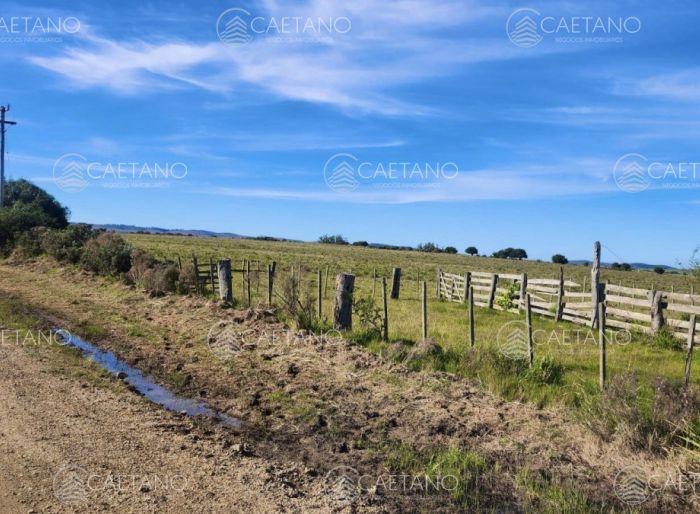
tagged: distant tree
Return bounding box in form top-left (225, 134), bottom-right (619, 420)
top-left (444, 246), bottom-right (458, 254)
top-left (620, 263), bottom-right (632, 271)
top-left (465, 246), bottom-right (478, 256)
top-left (352, 240), bottom-right (369, 247)
top-left (318, 234), bottom-right (349, 245)
top-left (653, 266), bottom-right (665, 274)
top-left (417, 242), bottom-right (441, 253)
top-left (552, 254), bottom-right (568, 265)
top-left (492, 247), bottom-right (528, 260)
top-left (610, 262), bottom-right (621, 270)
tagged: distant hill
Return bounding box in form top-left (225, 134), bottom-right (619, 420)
top-left (569, 260), bottom-right (678, 271)
top-left (89, 224), bottom-right (245, 239)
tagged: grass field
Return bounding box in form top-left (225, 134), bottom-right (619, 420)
top-left (124, 233), bottom-right (700, 418)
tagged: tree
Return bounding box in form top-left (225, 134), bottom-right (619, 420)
top-left (318, 234), bottom-right (348, 245)
top-left (465, 246), bottom-right (478, 256)
top-left (492, 247), bottom-right (528, 260)
top-left (653, 266), bottom-right (665, 275)
top-left (417, 242), bottom-right (441, 253)
top-left (444, 246), bottom-right (458, 254)
top-left (552, 254), bottom-right (568, 265)
top-left (352, 240), bottom-right (368, 247)
top-left (0, 179), bottom-right (69, 254)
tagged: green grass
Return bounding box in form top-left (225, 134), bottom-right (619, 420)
top-left (125, 234), bottom-right (700, 444)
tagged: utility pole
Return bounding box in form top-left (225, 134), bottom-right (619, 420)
top-left (0, 105), bottom-right (17, 208)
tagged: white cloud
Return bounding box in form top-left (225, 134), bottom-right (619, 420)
top-left (26, 0), bottom-right (521, 115)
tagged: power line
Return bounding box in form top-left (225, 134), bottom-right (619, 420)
top-left (0, 105), bottom-right (17, 208)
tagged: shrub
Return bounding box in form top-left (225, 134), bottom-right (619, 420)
top-left (525, 356), bottom-right (564, 385)
top-left (15, 227), bottom-right (47, 257)
top-left (41, 224), bottom-right (96, 264)
top-left (653, 266), bottom-right (665, 274)
top-left (81, 232), bottom-right (132, 275)
top-left (353, 297), bottom-right (383, 338)
top-left (141, 265), bottom-right (180, 296)
top-left (444, 246), bottom-right (458, 254)
top-left (495, 282), bottom-right (519, 311)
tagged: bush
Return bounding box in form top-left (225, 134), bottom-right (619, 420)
top-left (41, 224), bottom-right (96, 264)
top-left (444, 246), bottom-right (458, 254)
top-left (0, 180), bottom-right (69, 254)
top-left (81, 232), bottom-right (132, 275)
top-left (141, 265), bottom-right (180, 296)
top-left (495, 282), bottom-right (520, 311)
top-left (653, 266), bottom-right (665, 274)
top-left (15, 227), bottom-right (47, 257)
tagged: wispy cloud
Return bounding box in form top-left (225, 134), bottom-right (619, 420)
top-left (26, 0), bottom-right (525, 115)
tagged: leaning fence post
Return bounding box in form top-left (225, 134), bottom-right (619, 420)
top-left (334, 273), bottom-right (355, 330)
top-left (526, 294), bottom-right (533, 367)
top-left (382, 277), bottom-right (389, 341)
top-left (591, 241), bottom-right (601, 329)
top-left (267, 264), bottom-right (273, 306)
top-left (390, 267), bottom-right (401, 299)
top-left (468, 285), bottom-right (475, 348)
top-left (555, 266), bottom-right (564, 322)
top-left (217, 259), bottom-right (233, 303)
top-left (421, 281), bottom-right (428, 341)
top-left (685, 315), bottom-right (697, 388)
top-left (599, 301), bottom-right (607, 390)
top-left (487, 274), bottom-right (498, 309)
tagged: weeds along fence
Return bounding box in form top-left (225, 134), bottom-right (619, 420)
top-left (178, 245), bottom-right (697, 387)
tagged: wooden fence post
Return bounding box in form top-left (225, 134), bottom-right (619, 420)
top-left (333, 273), bottom-right (355, 330)
top-left (390, 267), bottom-right (401, 299)
top-left (267, 264), bottom-right (273, 306)
top-left (217, 259), bottom-right (233, 302)
top-left (372, 268), bottom-right (377, 298)
top-left (417, 271), bottom-right (421, 298)
top-left (685, 315), bottom-right (696, 388)
top-left (324, 264), bottom-right (330, 298)
top-left (555, 266), bottom-right (564, 322)
top-left (650, 290), bottom-right (665, 333)
top-left (317, 270), bottom-right (323, 319)
top-left (177, 255), bottom-right (182, 271)
top-left (469, 285), bottom-right (475, 348)
top-left (382, 277), bottom-right (389, 341)
top-left (245, 260), bottom-right (251, 307)
top-left (463, 272), bottom-right (470, 304)
top-left (421, 281), bottom-right (428, 341)
top-left (591, 241), bottom-right (601, 328)
top-left (209, 257), bottom-right (216, 295)
top-left (436, 269), bottom-right (442, 298)
top-left (599, 302), bottom-right (606, 390)
top-left (192, 255), bottom-right (200, 294)
top-left (519, 272), bottom-right (527, 312)
top-left (241, 260), bottom-right (247, 301)
top-left (526, 294), bottom-right (533, 367)
top-left (487, 274), bottom-right (498, 309)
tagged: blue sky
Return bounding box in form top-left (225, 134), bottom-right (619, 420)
top-left (2, 0), bottom-right (700, 265)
